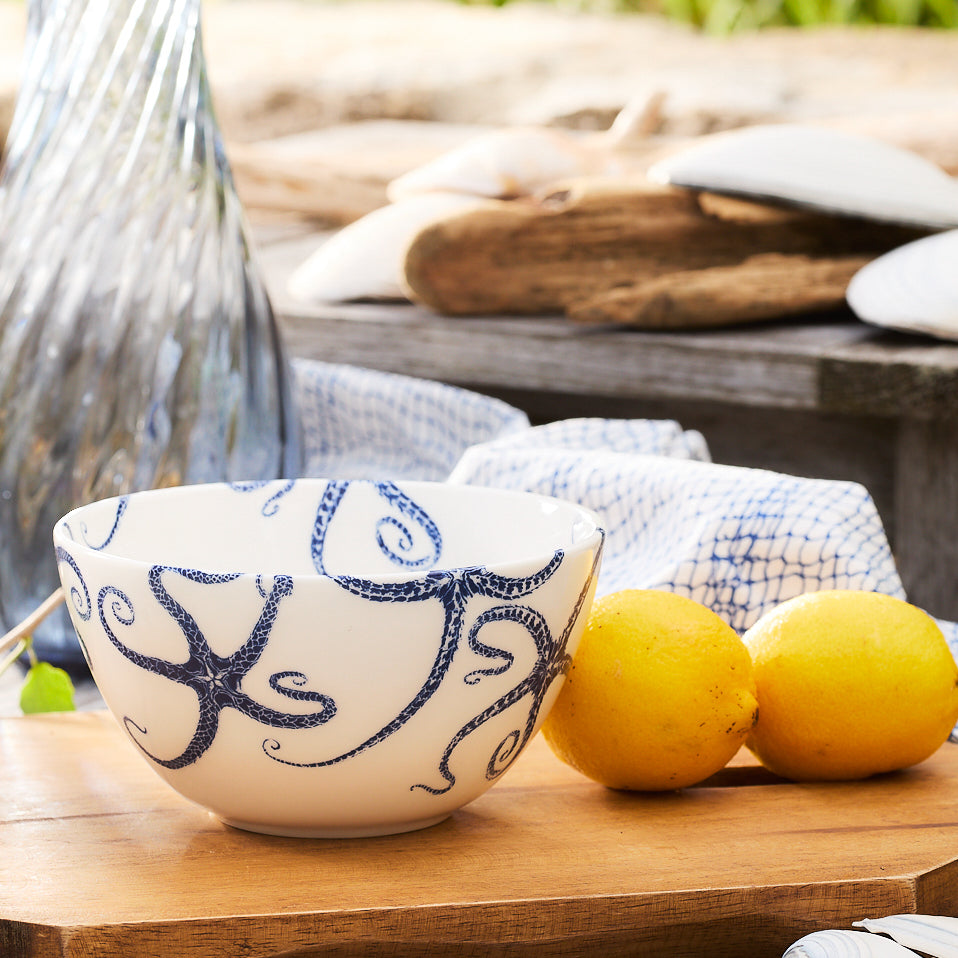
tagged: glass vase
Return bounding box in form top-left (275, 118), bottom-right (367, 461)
top-left (0, 0), bottom-right (302, 668)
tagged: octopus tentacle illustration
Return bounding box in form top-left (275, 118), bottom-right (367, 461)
top-left (412, 605), bottom-right (566, 795)
top-left (374, 481), bottom-right (442, 568)
top-left (262, 559), bottom-right (564, 769)
top-left (55, 546), bottom-right (91, 621)
top-left (310, 478), bottom-right (442, 574)
top-left (414, 539), bottom-right (605, 795)
top-left (230, 479), bottom-right (295, 516)
top-left (263, 481), bottom-right (580, 781)
top-left (62, 495), bottom-right (128, 551)
top-left (262, 568), bottom-right (488, 766)
top-left (309, 479), bottom-right (350, 574)
top-left (55, 546), bottom-right (93, 662)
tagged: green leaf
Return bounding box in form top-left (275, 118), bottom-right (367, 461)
top-left (20, 661), bottom-right (76, 714)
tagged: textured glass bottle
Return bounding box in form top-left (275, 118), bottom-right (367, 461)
top-left (0, 0), bottom-right (301, 666)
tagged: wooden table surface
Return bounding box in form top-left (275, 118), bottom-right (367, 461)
top-left (257, 226), bottom-right (958, 622)
top-left (3, 711), bottom-right (958, 958)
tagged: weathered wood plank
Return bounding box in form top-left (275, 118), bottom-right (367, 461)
top-left (274, 291), bottom-right (958, 423)
top-left (820, 341), bottom-right (958, 420)
top-left (277, 303), bottom-right (827, 410)
top-left (258, 226), bottom-right (958, 420)
top-left (895, 419), bottom-right (958, 621)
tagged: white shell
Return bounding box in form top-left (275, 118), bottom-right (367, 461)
top-left (845, 229), bottom-right (958, 340)
top-left (286, 192), bottom-right (485, 304)
top-left (603, 89), bottom-right (667, 149)
top-left (386, 126), bottom-right (624, 202)
top-left (784, 929), bottom-right (918, 958)
top-left (647, 124), bottom-right (958, 230)
top-left (854, 915), bottom-right (958, 958)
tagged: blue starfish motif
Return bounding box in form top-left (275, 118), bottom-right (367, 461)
top-left (98, 566), bottom-right (336, 769)
top-left (261, 478), bottom-right (605, 797)
top-left (414, 565), bottom-right (598, 796)
top-left (421, 531), bottom-right (602, 794)
top-left (261, 558), bottom-right (565, 774)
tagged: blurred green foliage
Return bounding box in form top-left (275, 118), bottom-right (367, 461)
top-left (454, 0), bottom-right (957, 31)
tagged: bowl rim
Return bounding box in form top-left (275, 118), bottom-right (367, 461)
top-left (52, 477), bottom-right (606, 583)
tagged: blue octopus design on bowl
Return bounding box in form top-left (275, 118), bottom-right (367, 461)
top-left (54, 479), bottom-right (604, 838)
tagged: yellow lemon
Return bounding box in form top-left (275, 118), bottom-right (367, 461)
top-left (541, 589), bottom-right (758, 791)
top-left (743, 589), bottom-right (958, 781)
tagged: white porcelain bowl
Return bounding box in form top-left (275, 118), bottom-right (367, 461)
top-left (53, 479), bottom-right (604, 838)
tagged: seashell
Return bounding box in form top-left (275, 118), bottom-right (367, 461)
top-left (783, 929), bottom-right (919, 958)
top-left (845, 229), bottom-right (958, 341)
top-left (603, 89), bottom-right (668, 149)
top-left (290, 93), bottom-right (667, 305)
top-left (386, 126), bottom-right (623, 202)
top-left (854, 915), bottom-right (958, 958)
top-left (386, 92), bottom-right (664, 203)
top-left (646, 124), bottom-right (958, 231)
top-left (286, 191), bottom-right (486, 304)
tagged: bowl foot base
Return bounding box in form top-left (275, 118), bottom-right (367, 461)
top-left (217, 811), bottom-right (453, 839)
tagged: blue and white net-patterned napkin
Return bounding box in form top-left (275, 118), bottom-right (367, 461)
top-left (295, 358), bottom-right (528, 480)
top-left (293, 358), bottom-right (957, 652)
top-left (447, 419), bottom-right (906, 634)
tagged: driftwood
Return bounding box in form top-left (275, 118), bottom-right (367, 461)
top-left (566, 253), bottom-right (872, 327)
top-left (401, 177), bottom-right (930, 326)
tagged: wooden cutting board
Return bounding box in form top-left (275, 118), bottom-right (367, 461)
top-left (3, 711), bottom-right (958, 958)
